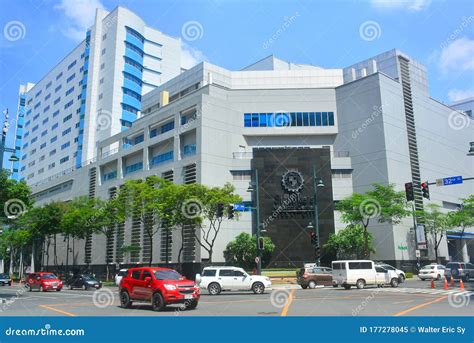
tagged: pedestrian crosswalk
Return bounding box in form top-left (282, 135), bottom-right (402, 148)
top-left (360, 287), bottom-right (473, 297)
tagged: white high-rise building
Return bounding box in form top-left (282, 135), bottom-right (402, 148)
top-left (13, 6), bottom-right (181, 184)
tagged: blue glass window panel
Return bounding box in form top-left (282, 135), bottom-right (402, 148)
top-left (259, 113), bottom-right (267, 127)
top-left (150, 128), bottom-right (157, 138)
top-left (251, 113), bottom-right (259, 127)
top-left (309, 112), bottom-right (315, 126)
top-left (322, 112), bottom-right (328, 126)
top-left (244, 113), bottom-right (251, 127)
top-left (134, 134), bottom-right (144, 145)
top-left (160, 121), bottom-right (174, 134)
top-left (296, 112), bottom-right (303, 126)
top-left (267, 113), bottom-right (274, 127)
top-left (151, 151), bottom-right (173, 166)
top-left (303, 112), bottom-right (309, 126)
top-left (328, 112), bottom-right (335, 126)
top-left (290, 113), bottom-right (297, 127)
top-left (316, 112), bottom-right (322, 126)
top-left (183, 144), bottom-right (196, 156)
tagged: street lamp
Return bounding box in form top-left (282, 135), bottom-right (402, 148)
top-left (247, 169), bottom-right (262, 275)
top-left (1, 109), bottom-right (18, 170)
top-left (312, 165), bottom-right (325, 266)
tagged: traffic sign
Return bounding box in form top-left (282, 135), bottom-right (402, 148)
top-left (436, 175), bottom-right (463, 186)
top-left (234, 203), bottom-right (246, 211)
top-left (415, 250), bottom-right (421, 258)
top-left (255, 256), bottom-right (260, 264)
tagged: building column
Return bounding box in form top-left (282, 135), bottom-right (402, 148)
top-left (117, 157), bottom-right (123, 179)
top-left (461, 239), bottom-right (469, 262)
top-left (143, 147), bottom-right (149, 171)
top-left (0, 259), bottom-right (4, 273)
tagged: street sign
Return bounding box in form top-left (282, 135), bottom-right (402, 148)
top-left (255, 257), bottom-right (260, 264)
top-left (398, 245), bottom-right (408, 251)
top-left (234, 203), bottom-right (246, 211)
top-left (415, 250), bottom-right (421, 258)
top-left (436, 175), bottom-right (463, 186)
top-left (416, 224), bottom-right (427, 250)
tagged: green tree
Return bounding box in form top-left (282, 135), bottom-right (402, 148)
top-left (417, 204), bottom-right (451, 263)
top-left (0, 169), bottom-right (33, 225)
top-left (223, 232), bottom-right (275, 270)
top-left (324, 224), bottom-right (375, 260)
top-left (336, 183), bottom-right (409, 258)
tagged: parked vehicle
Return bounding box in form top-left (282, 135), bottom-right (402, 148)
top-left (375, 262), bottom-right (406, 283)
top-left (25, 272), bottom-right (63, 292)
top-left (0, 273), bottom-right (12, 286)
top-left (332, 260), bottom-right (399, 289)
top-left (418, 264), bottom-right (445, 280)
top-left (119, 267), bottom-right (199, 311)
top-left (66, 274), bottom-right (102, 290)
top-left (297, 266), bottom-right (334, 289)
top-left (195, 266), bottom-right (272, 295)
top-left (115, 269), bottom-right (128, 286)
top-left (445, 262), bottom-right (474, 282)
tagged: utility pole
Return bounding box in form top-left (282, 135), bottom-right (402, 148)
top-left (248, 169), bottom-right (262, 275)
top-left (312, 165), bottom-right (324, 266)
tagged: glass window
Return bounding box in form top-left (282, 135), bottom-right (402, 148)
top-left (322, 112), bottom-right (328, 126)
top-left (348, 262), bottom-right (373, 270)
top-left (202, 269), bottom-right (216, 277)
top-left (328, 112), bottom-right (335, 126)
top-left (218, 269), bottom-right (234, 277)
top-left (303, 112), bottom-right (309, 126)
top-left (309, 112), bottom-right (315, 126)
top-left (234, 270), bottom-right (246, 277)
top-left (267, 113), bottom-right (274, 127)
top-left (290, 112), bottom-right (297, 127)
top-left (131, 270), bottom-right (141, 279)
top-left (244, 113), bottom-right (251, 127)
top-left (259, 113), bottom-right (267, 127)
top-left (332, 262), bottom-right (344, 270)
top-left (154, 270), bottom-right (182, 280)
top-left (316, 112), bottom-right (322, 126)
top-left (251, 113), bottom-right (259, 127)
top-left (296, 112), bottom-right (302, 126)
top-left (141, 270), bottom-right (152, 280)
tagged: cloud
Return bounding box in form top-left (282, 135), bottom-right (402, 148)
top-left (439, 37), bottom-right (474, 73)
top-left (55, 0), bottom-right (105, 41)
top-left (181, 43), bottom-right (207, 70)
top-left (448, 89), bottom-right (474, 102)
top-left (370, 0), bottom-right (431, 11)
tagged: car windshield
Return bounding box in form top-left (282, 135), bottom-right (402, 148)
top-left (83, 276), bottom-right (96, 281)
top-left (422, 266), bottom-right (435, 270)
top-left (118, 271), bottom-right (127, 276)
top-left (0, 273), bottom-right (8, 278)
top-left (154, 270), bottom-right (182, 280)
top-left (41, 274), bottom-right (57, 279)
top-left (382, 265), bottom-right (395, 270)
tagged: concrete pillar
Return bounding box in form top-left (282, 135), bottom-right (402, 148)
top-left (0, 259), bottom-right (4, 273)
top-left (461, 239), bottom-right (469, 262)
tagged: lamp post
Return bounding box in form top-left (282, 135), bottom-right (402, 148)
top-left (1, 109), bottom-right (19, 170)
top-left (247, 169), bottom-right (262, 275)
top-left (312, 165), bottom-right (325, 266)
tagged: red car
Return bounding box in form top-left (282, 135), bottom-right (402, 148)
top-left (119, 267), bottom-right (200, 311)
top-left (26, 272), bottom-right (63, 292)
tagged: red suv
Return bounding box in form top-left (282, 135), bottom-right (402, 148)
top-left (119, 267), bottom-right (200, 311)
top-left (26, 272), bottom-right (63, 292)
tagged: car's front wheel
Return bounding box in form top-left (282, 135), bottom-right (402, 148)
top-left (356, 279), bottom-right (365, 289)
top-left (301, 284), bottom-right (308, 289)
top-left (390, 278), bottom-right (399, 288)
top-left (464, 274), bottom-right (470, 282)
top-left (152, 292), bottom-right (166, 312)
top-left (308, 280), bottom-right (317, 289)
top-left (120, 290), bottom-right (132, 308)
top-left (252, 282), bottom-right (265, 294)
top-left (185, 299), bottom-right (198, 310)
top-left (399, 275), bottom-right (405, 283)
top-left (208, 282), bottom-right (221, 295)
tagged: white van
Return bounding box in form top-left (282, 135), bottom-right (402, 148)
top-left (332, 260), bottom-right (399, 289)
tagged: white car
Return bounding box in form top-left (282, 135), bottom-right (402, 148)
top-left (418, 264), bottom-right (445, 280)
top-left (114, 269), bottom-right (128, 286)
top-left (375, 263), bottom-right (406, 283)
top-left (332, 260), bottom-right (400, 289)
top-left (195, 266), bottom-right (272, 295)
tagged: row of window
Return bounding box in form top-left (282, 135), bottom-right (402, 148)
top-left (150, 151), bottom-right (173, 166)
top-left (243, 112), bottom-right (335, 128)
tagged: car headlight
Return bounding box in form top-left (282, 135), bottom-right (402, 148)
top-left (164, 284), bottom-right (177, 290)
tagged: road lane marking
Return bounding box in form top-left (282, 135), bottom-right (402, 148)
top-left (280, 289), bottom-right (295, 316)
top-left (39, 304), bottom-right (76, 317)
top-left (394, 296), bottom-right (448, 316)
top-left (392, 300), bottom-right (414, 305)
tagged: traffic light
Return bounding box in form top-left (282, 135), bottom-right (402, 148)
top-left (310, 231), bottom-right (318, 246)
top-left (405, 182), bottom-right (414, 201)
top-left (421, 182), bottom-right (430, 200)
top-left (216, 203), bottom-right (224, 217)
top-left (258, 237), bottom-right (264, 250)
top-left (228, 204), bottom-right (235, 219)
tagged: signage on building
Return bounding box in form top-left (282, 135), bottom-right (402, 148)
top-left (416, 224), bottom-right (427, 249)
top-left (436, 175), bottom-right (463, 186)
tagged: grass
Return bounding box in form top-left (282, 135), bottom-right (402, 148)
top-left (261, 269), bottom-right (299, 278)
top-left (405, 272), bottom-right (414, 279)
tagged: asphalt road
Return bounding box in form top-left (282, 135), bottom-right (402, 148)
top-left (0, 279), bottom-right (472, 317)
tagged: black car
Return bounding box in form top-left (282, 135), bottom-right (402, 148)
top-left (66, 274), bottom-right (102, 290)
top-left (0, 273), bottom-right (12, 286)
